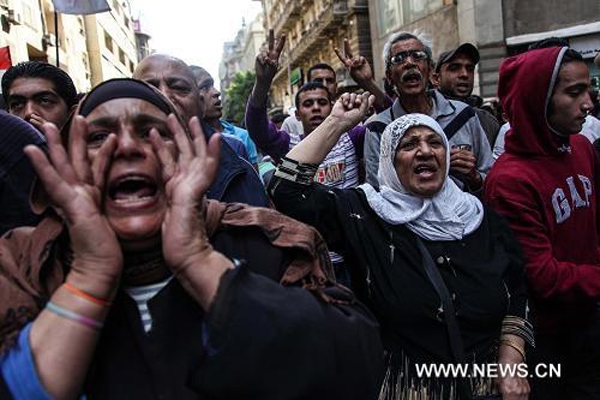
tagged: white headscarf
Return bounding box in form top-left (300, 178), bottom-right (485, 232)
top-left (359, 114), bottom-right (483, 241)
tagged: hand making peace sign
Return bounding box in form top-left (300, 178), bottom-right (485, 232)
top-left (334, 38), bottom-right (374, 85)
top-left (255, 29), bottom-right (286, 85)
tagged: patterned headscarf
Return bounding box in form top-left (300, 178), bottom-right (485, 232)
top-left (359, 113), bottom-right (483, 240)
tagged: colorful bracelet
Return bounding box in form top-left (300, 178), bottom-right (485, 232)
top-left (500, 338), bottom-right (526, 362)
top-left (46, 302), bottom-right (103, 330)
top-left (63, 283), bottom-right (112, 307)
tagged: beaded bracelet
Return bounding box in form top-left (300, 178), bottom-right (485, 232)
top-left (63, 283), bottom-right (112, 307)
top-left (46, 302), bottom-right (103, 330)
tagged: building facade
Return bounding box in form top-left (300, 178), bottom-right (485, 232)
top-left (261, 0), bottom-right (373, 112)
top-left (219, 13), bottom-right (266, 96)
top-left (0, 0), bottom-right (142, 93)
top-left (502, 0), bottom-right (600, 92)
top-left (84, 0), bottom-right (137, 86)
top-left (0, 0), bottom-right (91, 91)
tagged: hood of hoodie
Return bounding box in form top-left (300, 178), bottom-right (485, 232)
top-left (499, 46), bottom-right (572, 156)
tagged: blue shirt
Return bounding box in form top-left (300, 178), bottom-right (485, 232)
top-left (220, 120), bottom-right (259, 164)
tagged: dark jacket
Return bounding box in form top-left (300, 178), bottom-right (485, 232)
top-left (0, 112), bottom-right (46, 235)
top-left (0, 204), bottom-right (384, 399)
top-left (208, 136), bottom-right (269, 207)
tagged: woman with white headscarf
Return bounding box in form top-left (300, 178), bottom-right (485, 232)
top-left (269, 92), bottom-right (532, 400)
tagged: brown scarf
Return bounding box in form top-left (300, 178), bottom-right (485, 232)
top-left (0, 200), bottom-right (337, 355)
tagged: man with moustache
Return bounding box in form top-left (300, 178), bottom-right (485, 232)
top-left (134, 54), bottom-right (268, 207)
top-left (364, 32), bottom-right (492, 193)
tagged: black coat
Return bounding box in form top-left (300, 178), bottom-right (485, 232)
top-left (270, 178), bottom-right (528, 365)
top-left (82, 225), bottom-right (384, 400)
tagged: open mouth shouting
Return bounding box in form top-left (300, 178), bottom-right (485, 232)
top-left (402, 70), bottom-right (423, 87)
top-left (413, 163), bottom-right (439, 180)
top-left (107, 173), bottom-right (161, 212)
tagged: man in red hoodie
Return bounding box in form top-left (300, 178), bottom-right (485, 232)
top-left (485, 47), bottom-right (598, 399)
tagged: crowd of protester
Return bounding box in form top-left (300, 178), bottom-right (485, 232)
top-left (0, 25), bottom-right (599, 400)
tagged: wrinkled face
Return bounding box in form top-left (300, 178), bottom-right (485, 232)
top-left (295, 88), bottom-right (332, 135)
top-left (548, 61), bottom-right (593, 136)
top-left (436, 53), bottom-right (476, 98)
top-left (202, 86), bottom-right (222, 120)
top-left (134, 57), bottom-right (202, 124)
top-left (83, 98), bottom-right (173, 249)
top-left (386, 39), bottom-right (431, 97)
top-left (7, 77), bottom-right (70, 129)
top-left (309, 68), bottom-right (337, 98)
top-left (395, 126), bottom-right (446, 197)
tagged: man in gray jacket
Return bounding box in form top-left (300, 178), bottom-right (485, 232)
top-left (364, 32), bottom-right (492, 192)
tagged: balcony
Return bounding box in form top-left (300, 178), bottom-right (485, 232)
top-left (288, 0), bottom-right (348, 65)
top-left (271, 0), bottom-right (302, 37)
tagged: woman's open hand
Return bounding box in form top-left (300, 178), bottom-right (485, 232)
top-left (25, 117), bottom-right (122, 296)
top-left (149, 115), bottom-right (221, 272)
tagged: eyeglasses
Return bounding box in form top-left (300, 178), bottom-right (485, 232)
top-left (389, 50), bottom-right (428, 65)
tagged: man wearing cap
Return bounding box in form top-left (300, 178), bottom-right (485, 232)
top-left (433, 43), bottom-right (501, 146)
top-left (364, 32), bottom-right (492, 193)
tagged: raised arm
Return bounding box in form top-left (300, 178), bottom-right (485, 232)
top-left (245, 29), bottom-right (291, 161)
top-left (286, 92), bottom-right (374, 164)
top-left (334, 39), bottom-right (390, 113)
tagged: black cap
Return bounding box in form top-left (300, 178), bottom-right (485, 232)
top-left (435, 43), bottom-right (480, 73)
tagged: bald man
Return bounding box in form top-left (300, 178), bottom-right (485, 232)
top-left (134, 54), bottom-right (268, 207)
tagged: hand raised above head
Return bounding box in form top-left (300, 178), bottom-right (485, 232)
top-left (329, 91), bottom-right (375, 132)
top-left (255, 28), bottom-right (286, 85)
top-left (334, 38), bottom-right (374, 84)
top-left (25, 117), bottom-right (123, 293)
top-left (149, 115), bottom-right (221, 272)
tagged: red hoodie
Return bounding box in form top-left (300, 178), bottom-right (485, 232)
top-left (485, 47), bottom-right (600, 333)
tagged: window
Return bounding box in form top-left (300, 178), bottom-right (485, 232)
top-left (119, 48), bottom-right (126, 65)
top-left (377, 0), bottom-right (401, 36)
top-left (401, 0), bottom-right (443, 24)
top-left (377, 0), bottom-right (444, 35)
top-left (124, 15), bottom-right (130, 29)
top-left (129, 60), bottom-right (134, 73)
top-left (104, 31), bottom-right (113, 53)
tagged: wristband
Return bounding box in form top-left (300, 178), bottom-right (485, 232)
top-left (63, 282), bottom-right (112, 307)
top-left (46, 302), bottom-right (104, 330)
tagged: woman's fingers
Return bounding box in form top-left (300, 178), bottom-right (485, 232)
top-left (43, 122), bottom-right (80, 185)
top-left (91, 134), bottom-right (117, 193)
top-left (167, 114), bottom-right (193, 165)
top-left (199, 133), bottom-right (222, 188)
top-left (24, 145), bottom-right (76, 210)
top-left (69, 116), bottom-right (94, 184)
top-left (150, 129), bottom-right (177, 180)
top-left (189, 117), bottom-right (208, 160)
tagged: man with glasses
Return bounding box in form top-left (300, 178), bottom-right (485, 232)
top-left (364, 32), bottom-right (492, 193)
